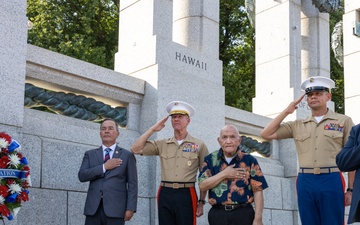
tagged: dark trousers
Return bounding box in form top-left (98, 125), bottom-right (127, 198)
top-left (157, 186), bottom-right (197, 225)
top-left (208, 204), bottom-right (255, 225)
top-left (297, 172), bottom-right (345, 225)
top-left (85, 200), bottom-right (125, 225)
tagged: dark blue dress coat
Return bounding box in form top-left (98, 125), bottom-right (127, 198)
top-left (336, 124), bottom-right (360, 224)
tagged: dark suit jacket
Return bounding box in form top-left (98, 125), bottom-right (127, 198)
top-left (78, 145), bottom-right (138, 218)
top-left (336, 123), bottom-right (360, 223)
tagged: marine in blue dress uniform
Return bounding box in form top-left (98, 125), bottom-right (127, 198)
top-left (261, 76), bottom-right (355, 225)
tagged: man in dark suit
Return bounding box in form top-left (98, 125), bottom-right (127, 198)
top-left (79, 118), bottom-right (138, 225)
top-left (336, 123), bottom-right (360, 224)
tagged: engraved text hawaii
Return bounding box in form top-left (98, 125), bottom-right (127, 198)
top-left (175, 52), bottom-right (207, 70)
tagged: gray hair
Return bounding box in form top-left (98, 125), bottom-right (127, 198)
top-left (101, 118), bottom-right (119, 131)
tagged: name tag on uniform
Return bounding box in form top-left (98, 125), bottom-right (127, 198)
top-left (182, 143), bottom-right (199, 153)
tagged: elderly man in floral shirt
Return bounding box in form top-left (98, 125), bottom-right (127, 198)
top-left (199, 125), bottom-right (268, 225)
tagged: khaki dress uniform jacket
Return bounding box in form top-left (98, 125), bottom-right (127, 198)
top-left (142, 133), bottom-right (209, 183)
top-left (275, 109), bottom-right (354, 225)
top-left (275, 109), bottom-right (354, 168)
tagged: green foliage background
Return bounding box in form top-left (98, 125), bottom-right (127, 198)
top-left (329, 5), bottom-right (345, 114)
top-left (27, 0), bottom-right (120, 69)
top-left (26, 0), bottom-right (344, 113)
top-left (219, 0), bottom-right (255, 112)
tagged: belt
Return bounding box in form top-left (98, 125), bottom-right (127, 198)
top-left (298, 167), bottom-right (340, 174)
top-left (213, 203), bottom-right (250, 211)
top-left (160, 181), bottom-right (195, 189)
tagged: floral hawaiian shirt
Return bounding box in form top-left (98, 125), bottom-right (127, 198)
top-left (198, 148), bottom-right (268, 206)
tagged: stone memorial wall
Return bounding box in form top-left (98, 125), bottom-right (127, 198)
top-left (1, 0), bottom-right (359, 224)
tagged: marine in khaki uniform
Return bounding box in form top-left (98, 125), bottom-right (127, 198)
top-left (131, 101), bottom-right (209, 225)
top-left (260, 76), bottom-right (355, 225)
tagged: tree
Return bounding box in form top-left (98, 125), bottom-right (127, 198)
top-left (329, 5), bottom-right (345, 114)
top-left (27, 0), bottom-right (255, 111)
top-left (27, 0), bottom-right (119, 69)
top-left (27, 0), bottom-right (344, 113)
top-left (219, 0), bottom-right (255, 112)
top-left (219, 0), bottom-right (345, 113)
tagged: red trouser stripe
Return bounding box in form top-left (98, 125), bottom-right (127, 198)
top-left (189, 187), bottom-right (197, 225)
top-left (339, 172), bottom-right (346, 225)
top-left (157, 186), bottom-right (162, 205)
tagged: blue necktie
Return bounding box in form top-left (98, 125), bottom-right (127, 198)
top-left (104, 148), bottom-right (111, 163)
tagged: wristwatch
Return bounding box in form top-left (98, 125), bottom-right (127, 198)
top-left (347, 188), bottom-right (353, 192)
top-left (198, 199), bottom-right (206, 204)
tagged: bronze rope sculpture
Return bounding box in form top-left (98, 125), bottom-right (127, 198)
top-left (240, 135), bottom-right (271, 157)
top-left (312, 0), bottom-right (340, 13)
top-left (24, 83), bottom-right (127, 127)
top-left (24, 83), bottom-right (271, 156)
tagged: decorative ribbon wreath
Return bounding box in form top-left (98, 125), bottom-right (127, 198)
top-left (0, 132), bottom-right (31, 220)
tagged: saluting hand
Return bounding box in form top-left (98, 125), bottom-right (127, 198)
top-left (151, 116), bottom-right (169, 132)
top-left (284, 94), bottom-right (305, 114)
